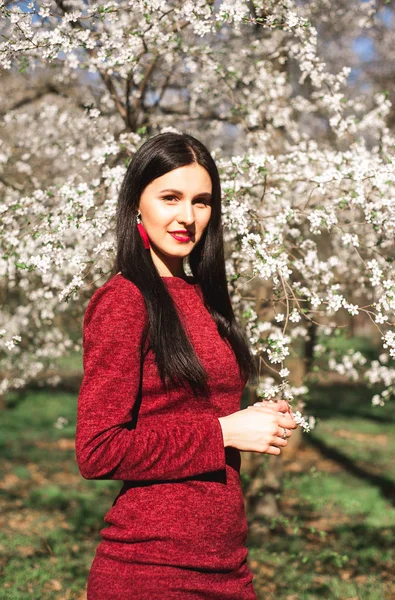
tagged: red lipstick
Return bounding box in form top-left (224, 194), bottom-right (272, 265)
top-left (169, 231), bottom-right (192, 242)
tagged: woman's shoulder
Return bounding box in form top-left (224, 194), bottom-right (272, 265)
top-left (85, 272), bottom-right (146, 323)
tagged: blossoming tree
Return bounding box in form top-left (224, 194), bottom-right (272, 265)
top-left (1, 0), bottom-right (394, 432)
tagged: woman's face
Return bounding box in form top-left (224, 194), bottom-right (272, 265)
top-left (138, 163), bottom-right (212, 276)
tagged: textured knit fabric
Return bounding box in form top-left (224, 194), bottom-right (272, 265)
top-left (76, 272), bottom-right (257, 599)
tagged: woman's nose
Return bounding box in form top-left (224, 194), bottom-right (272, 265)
top-left (177, 202), bottom-right (194, 224)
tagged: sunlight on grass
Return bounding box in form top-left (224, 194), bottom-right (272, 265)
top-left (1, 384), bottom-right (394, 599)
top-left (292, 469), bottom-right (395, 527)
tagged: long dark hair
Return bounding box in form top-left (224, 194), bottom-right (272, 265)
top-left (112, 132), bottom-right (257, 397)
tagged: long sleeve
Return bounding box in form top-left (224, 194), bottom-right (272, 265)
top-left (75, 278), bottom-right (227, 481)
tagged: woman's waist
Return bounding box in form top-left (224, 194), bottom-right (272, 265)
top-left (101, 464), bottom-right (247, 546)
top-left (98, 472), bottom-right (248, 572)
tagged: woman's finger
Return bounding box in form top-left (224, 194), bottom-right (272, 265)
top-left (249, 404), bottom-right (297, 430)
top-left (277, 426), bottom-right (292, 439)
top-left (278, 414), bottom-right (298, 429)
top-left (265, 445), bottom-right (281, 456)
top-left (273, 435), bottom-right (288, 447)
top-left (270, 400), bottom-right (291, 412)
top-left (253, 399), bottom-right (289, 409)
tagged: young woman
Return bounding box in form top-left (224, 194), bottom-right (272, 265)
top-left (76, 132), bottom-right (297, 599)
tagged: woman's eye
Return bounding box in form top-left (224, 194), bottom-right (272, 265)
top-left (162, 196), bottom-right (210, 206)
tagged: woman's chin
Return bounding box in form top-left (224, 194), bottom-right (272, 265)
top-left (152, 245), bottom-right (194, 259)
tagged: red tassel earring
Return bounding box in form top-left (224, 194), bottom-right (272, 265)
top-left (136, 211), bottom-right (150, 249)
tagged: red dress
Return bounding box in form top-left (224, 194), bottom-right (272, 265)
top-left (75, 272), bottom-right (257, 599)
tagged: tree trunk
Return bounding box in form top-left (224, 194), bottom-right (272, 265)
top-left (243, 348), bottom-right (310, 542)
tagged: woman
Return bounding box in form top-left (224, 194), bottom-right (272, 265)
top-left (76, 132), bottom-right (297, 599)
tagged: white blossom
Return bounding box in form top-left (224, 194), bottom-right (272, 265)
top-left (0, 0), bottom-right (393, 419)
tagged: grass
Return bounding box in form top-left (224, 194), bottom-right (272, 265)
top-left (0, 390), bottom-right (119, 599)
top-left (246, 381), bottom-right (395, 599)
top-left (1, 382), bottom-right (395, 599)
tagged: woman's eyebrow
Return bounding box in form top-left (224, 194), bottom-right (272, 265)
top-left (159, 188), bottom-right (212, 199)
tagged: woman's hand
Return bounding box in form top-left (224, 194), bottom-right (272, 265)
top-left (218, 400), bottom-right (298, 455)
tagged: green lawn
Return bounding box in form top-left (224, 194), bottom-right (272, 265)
top-left (246, 383), bottom-right (395, 599)
top-left (1, 383), bottom-right (394, 599)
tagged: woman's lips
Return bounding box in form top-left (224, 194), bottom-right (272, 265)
top-left (169, 232), bottom-right (192, 242)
